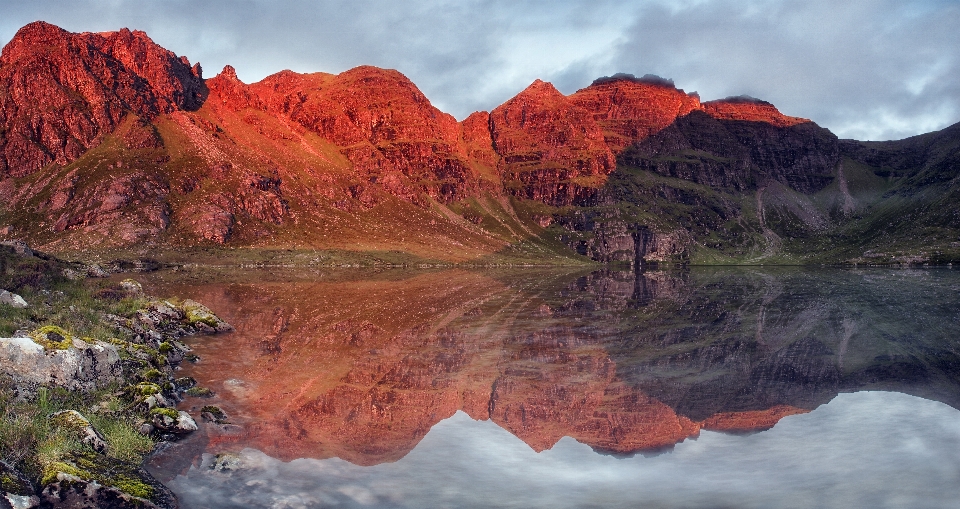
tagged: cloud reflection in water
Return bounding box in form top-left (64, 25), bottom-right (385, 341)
top-left (167, 391), bottom-right (960, 509)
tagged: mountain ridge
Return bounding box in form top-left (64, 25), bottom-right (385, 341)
top-left (0, 21), bottom-right (958, 265)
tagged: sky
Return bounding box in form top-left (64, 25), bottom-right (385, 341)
top-left (1, 0), bottom-right (958, 141)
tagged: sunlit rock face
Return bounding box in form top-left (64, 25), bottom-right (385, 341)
top-left (141, 267), bottom-right (960, 469)
top-left (206, 65), bottom-right (484, 204)
top-left (570, 75), bottom-right (702, 153)
top-left (489, 80), bottom-right (617, 206)
top-left (701, 96), bottom-right (810, 128)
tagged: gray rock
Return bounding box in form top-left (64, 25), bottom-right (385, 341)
top-left (0, 240), bottom-right (33, 257)
top-left (0, 337), bottom-right (122, 391)
top-left (61, 268), bottom-right (84, 280)
top-left (118, 279), bottom-right (144, 296)
top-left (151, 410), bottom-right (197, 434)
top-left (85, 264), bottom-right (109, 278)
top-left (175, 411), bottom-right (198, 433)
top-left (0, 290), bottom-right (27, 309)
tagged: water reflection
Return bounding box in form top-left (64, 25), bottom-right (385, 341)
top-left (164, 393), bottom-right (960, 509)
top-left (140, 267), bottom-right (960, 500)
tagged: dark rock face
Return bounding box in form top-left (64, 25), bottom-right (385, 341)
top-left (620, 111), bottom-right (840, 194)
top-left (0, 22), bottom-right (205, 178)
top-left (841, 121), bottom-right (960, 190)
top-left (39, 478), bottom-right (170, 509)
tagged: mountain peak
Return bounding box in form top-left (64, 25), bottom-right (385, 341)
top-left (219, 64), bottom-right (241, 81)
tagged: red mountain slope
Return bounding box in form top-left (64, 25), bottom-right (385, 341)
top-left (0, 22), bottom-right (815, 257)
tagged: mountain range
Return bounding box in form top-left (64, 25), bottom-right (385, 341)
top-left (0, 21), bottom-right (958, 265)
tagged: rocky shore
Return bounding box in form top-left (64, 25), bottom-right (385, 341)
top-left (0, 241), bottom-right (231, 508)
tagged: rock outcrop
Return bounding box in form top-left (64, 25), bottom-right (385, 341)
top-left (206, 65), bottom-right (482, 203)
top-left (0, 289), bottom-right (27, 308)
top-left (701, 96), bottom-right (809, 127)
top-left (619, 110), bottom-right (839, 194)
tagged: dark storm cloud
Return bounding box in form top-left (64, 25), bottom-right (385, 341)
top-left (1, 0), bottom-right (958, 140)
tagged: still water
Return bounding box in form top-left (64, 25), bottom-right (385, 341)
top-left (140, 267), bottom-right (960, 508)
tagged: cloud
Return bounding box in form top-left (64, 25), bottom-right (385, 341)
top-left (609, 0), bottom-right (960, 140)
top-left (1, 0), bottom-right (958, 139)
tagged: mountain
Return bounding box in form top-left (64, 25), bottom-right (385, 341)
top-left (0, 21), bottom-right (957, 265)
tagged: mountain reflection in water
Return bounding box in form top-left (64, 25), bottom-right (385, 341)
top-left (142, 267), bottom-right (960, 507)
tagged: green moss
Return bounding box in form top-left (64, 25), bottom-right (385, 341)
top-left (0, 471), bottom-right (30, 495)
top-left (112, 475), bottom-right (154, 499)
top-left (141, 369), bottom-right (163, 381)
top-left (149, 407), bottom-right (179, 419)
top-left (157, 342), bottom-right (173, 354)
top-left (40, 461), bottom-right (89, 486)
top-left (132, 383), bottom-right (161, 396)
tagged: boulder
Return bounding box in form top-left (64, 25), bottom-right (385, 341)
top-left (180, 299), bottom-right (233, 332)
top-left (0, 337), bottom-right (122, 391)
top-left (150, 410), bottom-right (198, 434)
top-left (117, 279), bottom-right (144, 296)
top-left (0, 290), bottom-right (27, 308)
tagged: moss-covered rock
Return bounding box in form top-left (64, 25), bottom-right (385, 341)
top-left (37, 451), bottom-right (177, 508)
top-left (29, 325), bottom-right (76, 350)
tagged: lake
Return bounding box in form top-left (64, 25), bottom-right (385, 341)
top-left (140, 266), bottom-right (960, 508)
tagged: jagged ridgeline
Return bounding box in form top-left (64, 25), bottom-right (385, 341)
top-left (0, 22), bottom-right (958, 264)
